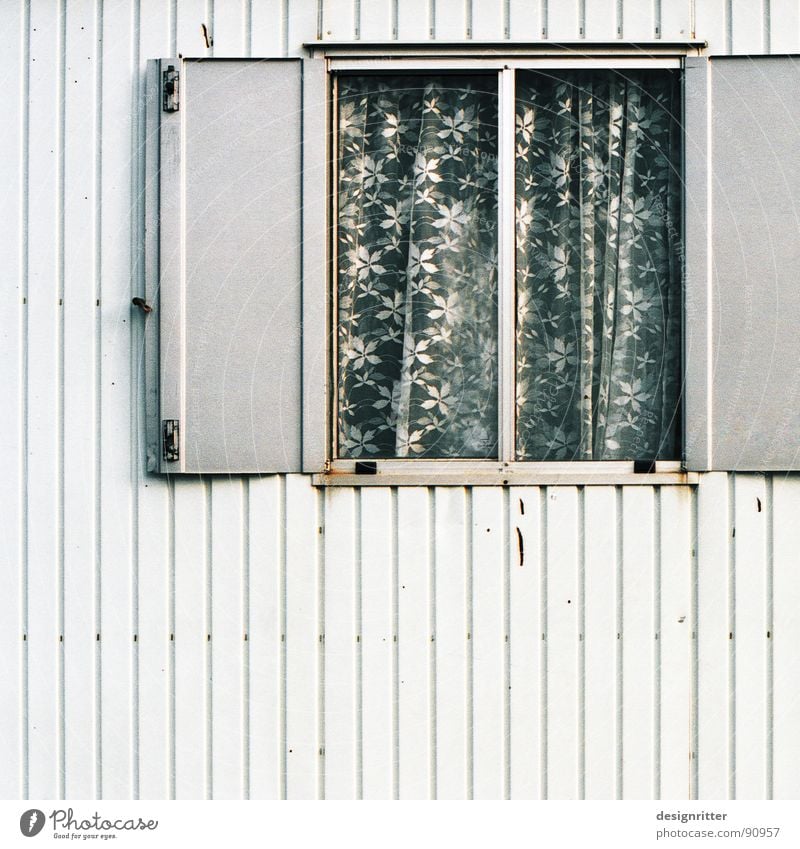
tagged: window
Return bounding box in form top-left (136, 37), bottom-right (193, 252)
top-left (146, 52), bottom-right (800, 477)
top-left (333, 65), bottom-right (682, 467)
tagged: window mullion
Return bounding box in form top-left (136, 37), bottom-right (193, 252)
top-left (498, 67), bottom-right (516, 464)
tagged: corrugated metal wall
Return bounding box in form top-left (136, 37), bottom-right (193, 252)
top-left (1, 0), bottom-right (799, 800)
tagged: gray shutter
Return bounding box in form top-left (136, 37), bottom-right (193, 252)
top-left (684, 55), bottom-right (800, 471)
top-left (145, 58), bottom-right (328, 474)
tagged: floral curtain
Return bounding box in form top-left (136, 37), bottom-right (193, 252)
top-left (337, 75), bottom-right (499, 458)
top-left (515, 69), bottom-right (682, 460)
top-left (337, 70), bottom-right (682, 462)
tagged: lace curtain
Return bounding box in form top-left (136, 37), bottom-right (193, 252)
top-left (337, 71), bottom-right (682, 461)
top-left (515, 69), bottom-right (682, 460)
top-left (337, 76), bottom-right (499, 458)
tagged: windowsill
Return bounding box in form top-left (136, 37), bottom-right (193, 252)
top-left (313, 461), bottom-right (699, 487)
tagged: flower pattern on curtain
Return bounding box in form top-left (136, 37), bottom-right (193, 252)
top-left (515, 70), bottom-right (682, 460)
top-left (337, 76), bottom-right (499, 458)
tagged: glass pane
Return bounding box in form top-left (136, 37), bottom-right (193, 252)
top-left (515, 69), bottom-right (682, 461)
top-left (337, 75), bottom-right (499, 459)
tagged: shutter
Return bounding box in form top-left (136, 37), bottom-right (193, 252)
top-left (684, 56), bottom-right (800, 471)
top-left (145, 57), bottom-right (328, 474)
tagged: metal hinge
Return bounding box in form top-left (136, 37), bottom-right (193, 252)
top-left (163, 65), bottom-right (179, 112)
top-left (163, 419), bottom-right (180, 462)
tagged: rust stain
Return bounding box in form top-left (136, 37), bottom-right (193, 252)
top-left (516, 526), bottom-right (524, 566)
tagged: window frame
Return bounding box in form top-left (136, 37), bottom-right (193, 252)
top-left (320, 50), bottom-right (697, 486)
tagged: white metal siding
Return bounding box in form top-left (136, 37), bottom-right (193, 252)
top-left (1, 0), bottom-right (798, 800)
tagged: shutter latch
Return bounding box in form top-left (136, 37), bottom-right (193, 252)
top-left (163, 419), bottom-right (180, 462)
top-left (131, 296), bottom-right (152, 313)
top-left (163, 65), bottom-right (179, 112)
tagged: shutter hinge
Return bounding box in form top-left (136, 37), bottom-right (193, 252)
top-left (163, 419), bottom-right (180, 462)
top-left (163, 65), bottom-right (179, 112)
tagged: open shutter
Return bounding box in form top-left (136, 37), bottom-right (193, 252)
top-left (144, 57), bottom-right (328, 474)
top-left (685, 55), bottom-right (800, 471)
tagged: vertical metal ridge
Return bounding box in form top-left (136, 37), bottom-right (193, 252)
top-left (653, 486), bottom-right (662, 799)
top-left (765, 474), bottom-right (774, 799)
top-left (616, 0), bottom-right (624, 38)
top-left (577, 486), bottom-right (586, 800)
top-left (429, 0), bottom-right (436, 39)
top-left (539, 487), bottom-right (547, 799)
top-left (391, 486), bottom-right (399, 799)
top-left (316, 0), bottom-right (323, 40)
top-left (728, 472), bottom-right (736, 799)
top-left (279, 475), bottom-right (287, 799)
top-left (20, 0), bottom-right (32, 802)
top-left (242, 479), bottom-right (251, 800)
top-left (282, 0), bottom-right (289, 56)
top-left (502, 486), bottom-right (511, 800)
top-left (205, 479), bottom-right (213, 799)
top-left (654, 0), bottom-right (661, 38)
top-left (725, 0), bottom-right (733, 53)
top-left (94, 0), bottom-right (105, 805)
top-left (316, 485), bottom-right (325, 800)
top-left (466, 487), bottom-right (474, 799)
top-left (354, 0), bottom-right (361, 40)
top-left (392, 0), bottom-right (399, 39)
top-left (244, 0), bottom-right (252, 54)
top-left (130, 0), bottom-right (141, 803)
top-left (503, 0), bottom-right (510, 38)
top-left (428, 487), bottom-right (437, 800)
top-left (131, 588), bottom-right (140, 802)
top-left (465, 0), bottom-right (473, 38)
top-left (540, 0), bottom-right (548, 39)
top-left (57, 0), bottom-right (67, 802)
top-left (355, 488), bottom-right (363, 799)
top-left (615, 485), bottom-right (623, 800)
top-left (579, 0), bottom-right (586, 38)
top-left (764, 0), bottom-right (771, 53)
top-left (168, 480), bottom-right (176, 800)
top-left (690, 482), bottom-right (699, 799)
top-left (169, 0), bottom-right (177, 55)
top-left (207, 0), bottom-right (215, 56)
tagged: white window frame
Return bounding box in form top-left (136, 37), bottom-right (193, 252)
top-left (318, 49), bottom-right (699, 487)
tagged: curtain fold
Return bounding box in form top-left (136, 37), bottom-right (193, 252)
top-left (337, 76), bottom-right (499, 458)
top-left (515, 70), bottom-right (682, 460)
